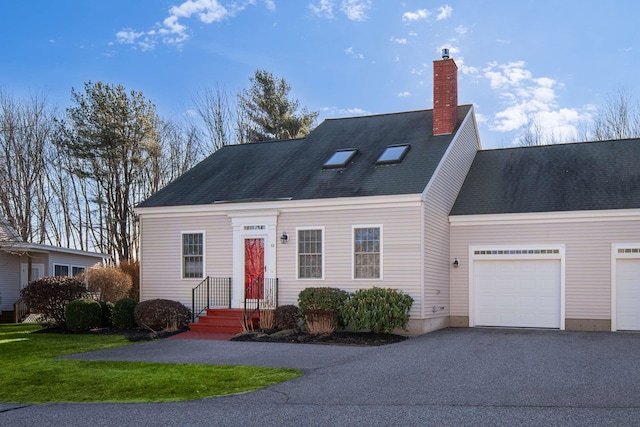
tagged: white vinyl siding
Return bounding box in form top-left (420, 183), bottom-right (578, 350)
top-left (140, 213), bottom-right (232, 307)
top-left (48, 252), bottom-right (103, 277)
top-left (276, 202), bottom-right (423, 317)
top-left (451, 218), bottom-right (640, 322)
top-left (0, 251), bottom-right (20, 311)
top-left (421, 109), bottom-right (479, 319)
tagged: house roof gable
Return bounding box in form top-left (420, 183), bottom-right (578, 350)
top-left (450, 138), bottom-right (640, 215)
top-left (139, 105), bottom-right (473, 208)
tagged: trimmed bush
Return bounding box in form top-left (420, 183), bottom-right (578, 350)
top-left (65, 299), bottom-right (102, 331)
top-left (112, 298), bottom-right (138, 329)
top-left (298, 287), bottom-right (349, 335)
top-left (99, 300), bottom-right (114, 327)
top-left (20, 276), bottom-right (89, 326)
top-left (274, 305), bottom-right (300, 330)
top-left (118, 260), bottom-right (140, 301)
top-left (79, 266), bottom-right (133, 303)
top-left (340, 287), bottom-right (414, 333)
top-left (134, 299), bottom-right (191, 331)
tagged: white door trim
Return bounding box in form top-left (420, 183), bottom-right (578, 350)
top-left (611, 243), bottom-right (640, 331)
top-left (229, 212), bottom-right (279, 308)
top-left (468, 244), bottom-right (566, 330)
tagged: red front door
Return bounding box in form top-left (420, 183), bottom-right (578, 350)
top-left (244, 238), bottom-right (265, 299)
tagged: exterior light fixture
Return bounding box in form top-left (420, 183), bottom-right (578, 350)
top-left (281, 232), bottom-right (289, 244)
top-left (452, 258), bottom-right (459, 268)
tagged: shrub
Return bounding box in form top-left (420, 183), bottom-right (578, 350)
top-left (274, 305), bottom-right (300, 330)
top-left (340, 287), bottom-right (414, 333)
top-left (298, 287), bottom-right (349, 315)
top-left (112, 298), bottom-right (138, 329)
top-left (99, 300), bottom-right (114, 327)
top-left (134, 299), bottom-right (191, 331)
top-left (65, 299), bottom-right (102, 331)
top-left (79, 266), bottom-right (133, 303)
top-left (298, 287), bottom-right (349, 335)
top-left (118, 260), bottom-right (140, 301)
top-left (20, 276), bottom-right (89, 326)
top-left (259, 309), bottom-right (275, 330)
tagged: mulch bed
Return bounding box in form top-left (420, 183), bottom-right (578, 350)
top-left (34, 327), bottom-right (407, 346)
top-left (231, 329), bottom-right (407, 346)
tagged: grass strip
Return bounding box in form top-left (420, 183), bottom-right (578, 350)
top-left (0, 323), bottom-right (301, 403)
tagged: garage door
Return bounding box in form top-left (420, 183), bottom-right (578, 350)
top-left (616, 259), bottom-right (640, 331)
top-left (474, 259), bottom-right (561, 328)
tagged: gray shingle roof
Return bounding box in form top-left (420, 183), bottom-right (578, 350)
top-left (450, 138), bottom-right (640, 215)
top-left (139, 106), bottom-right (472, 208)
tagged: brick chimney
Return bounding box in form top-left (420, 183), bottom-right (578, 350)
top-left (433, 48), bottom-right (458, 135)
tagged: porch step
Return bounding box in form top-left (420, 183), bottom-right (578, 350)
top-left (189, 308), bottom-right (260, 334)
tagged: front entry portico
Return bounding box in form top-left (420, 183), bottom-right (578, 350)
top-left (230, 211), bottom-right (278, 308)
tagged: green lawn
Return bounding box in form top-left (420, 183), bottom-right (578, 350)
top-left (0, 323), bottom-right (301, 403)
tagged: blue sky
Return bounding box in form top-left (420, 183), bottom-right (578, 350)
top-left (2, 1), bottom-right (638, 148)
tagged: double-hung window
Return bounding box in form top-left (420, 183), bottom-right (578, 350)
top-left (182, 232), bottom-right (204, 279)
top-left (353, 226), bottom-right (381, 279)
top-left (298, 228), bottom-right (323, 279)
top-left (54, 264), bottom-right (69, 277)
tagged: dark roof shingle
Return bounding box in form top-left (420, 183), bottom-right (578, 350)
top-left (450, 138), bottom-right (640, 215)
top-left (139, 106), bottom-right (472, 208)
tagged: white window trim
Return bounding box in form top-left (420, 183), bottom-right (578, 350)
top-left (71, 265), bottom-right (86, 276)
top-left (296, 226), bottom-right (325, 280)
top-left (468, 244), bottom-right (566, 330)
top-left (53, 263), bottom-right (71, 277)
top-left (352, 224), bottom-right (383, 280)
top-left (611, 243), bottom-right (640, 331)
top-left (181, 230), bottom-right (206, 280)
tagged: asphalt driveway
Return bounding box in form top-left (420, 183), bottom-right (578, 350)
top-left (2, 328), bottom-right (640, 426)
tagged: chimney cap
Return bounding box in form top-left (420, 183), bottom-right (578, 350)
top-left (442, 48), bottom-right (450, 59)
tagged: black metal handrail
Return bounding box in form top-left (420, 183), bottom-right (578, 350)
top-left (191, 276), bottom-right (232, 322)
top-left (243, 277), bottom-right (278, 330)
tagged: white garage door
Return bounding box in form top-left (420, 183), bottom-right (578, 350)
top-left (616, 259), bottom-right (640, 331)
top-left (474, 259), bottom-right (561, 328)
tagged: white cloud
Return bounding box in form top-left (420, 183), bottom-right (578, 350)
top-left (309, 0), bottom-right (334, 18)
top-left (455, 25), bottom-right (467, 36)
top-left (436, 5), bottom-right (453, 20)
top-left (322, 106), bottom-right (369, 117)
top-left (402, 9), bottom-right (430, 21)
top-left (408, 31), bottom-right (418, 37)
top-left (116, 29), bottom-right (145, 45)
top-left (465, 60), bottom-right (590, 142)
top-left (340, 0), bottom-right (371, 21)
top-left (115, 0), bottom-right (274, 50)
top-left (345, 46), bottom-right (364, 59)
top-left (397, 91), bottom-right (411, 97)
top-left (390, 36), bottom-right (407, 44)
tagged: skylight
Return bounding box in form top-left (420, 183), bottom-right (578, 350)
top-left (377, 144), bottom-right (410, 164)
top-left (323, 149), bottom-right (358, 168)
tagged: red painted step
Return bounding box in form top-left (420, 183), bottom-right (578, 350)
top-left (189, 308), bottom-right (260, 333)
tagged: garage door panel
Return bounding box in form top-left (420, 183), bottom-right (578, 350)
top-left (474, 259), bottom-right (561, 328)
top-left (617, 259), bottom-right (640, 331)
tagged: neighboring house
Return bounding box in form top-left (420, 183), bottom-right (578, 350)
top-left (449, 139), bottom-right (640, 332)
top-left (0, 215), bottom-right (110, 322)
top-left (136, 52), bottom-right (480, 334)
top-left (137, 50), bottom-right (640, 334)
